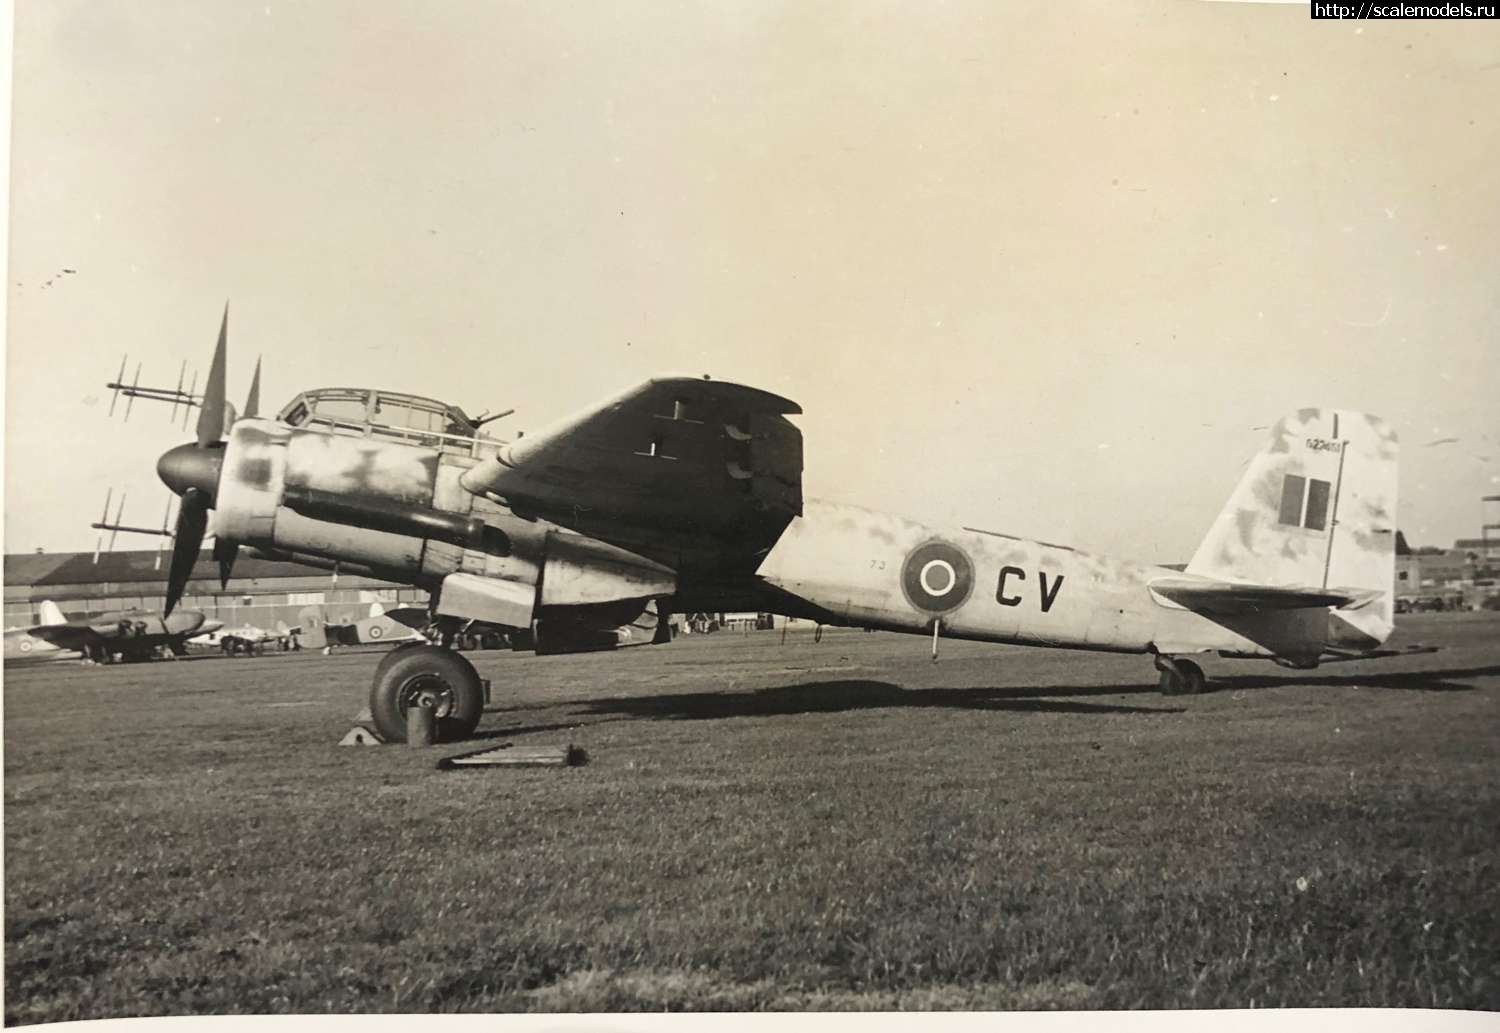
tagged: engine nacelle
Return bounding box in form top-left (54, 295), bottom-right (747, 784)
top-left (215, 419), bottom-right (518, 587)
top-left (215, 420), bottom-right (680, 642)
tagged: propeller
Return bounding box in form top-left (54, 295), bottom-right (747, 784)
top-left (196, 307), bottom-right (228, 447)
top-left (165, 489), bottom-right (210, 617)
top-left (213, 534), bottom-right (238, 589)
top-left (158, 304), bottom-right (230, 615)
top-left (244, 357), bottom-right (261, 419)
top-left (154, 305), bottom-right (273, 610)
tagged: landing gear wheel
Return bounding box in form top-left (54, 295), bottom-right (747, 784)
top-left (372, 640), bottom-right (430, 682)
top-left (369, 644), bottom-right (484, 743)
top-left (1157, 657), bottom-right (1207, 696)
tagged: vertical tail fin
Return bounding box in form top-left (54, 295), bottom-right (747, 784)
top-left (38, 600), bottom-right (67, 626)
top-left (1187, 409), bottom-right (1399, 646)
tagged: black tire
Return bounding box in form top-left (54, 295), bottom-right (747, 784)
top-left (372, 640), bottom-right (428, 682)
top-left (1159, 658), bottom-right (1207, 696)
top-left (1178, 659), bottom-right (1206, 695)
top-left (369, 645), bottom-right (484, 743)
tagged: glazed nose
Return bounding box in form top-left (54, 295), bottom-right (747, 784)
top-left (156, 443), bottom-right (224, 502)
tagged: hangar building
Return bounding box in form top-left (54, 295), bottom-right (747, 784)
top-left (3, 549), bottom-right (424, 630)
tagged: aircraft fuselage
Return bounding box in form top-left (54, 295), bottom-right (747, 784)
top-left (754, 500), bottom-right (1367, 665)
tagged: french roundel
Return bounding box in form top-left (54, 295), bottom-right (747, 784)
top-left (900, 540), bottom-right (975, 615)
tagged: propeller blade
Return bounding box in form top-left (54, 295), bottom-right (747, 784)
top-left (196, 304), bottom-right (228, 447)
top-left (165, 489), bottom-right (209, 618)
top-left (244, 356), bottom-right (261, 419)
top-left (213, 535), bottom-right (239, 588)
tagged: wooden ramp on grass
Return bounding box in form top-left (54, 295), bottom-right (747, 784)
top-left (437, 743), bottom-right (586, 770)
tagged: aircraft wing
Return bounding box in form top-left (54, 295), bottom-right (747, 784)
top-left (459, 376), bottom-right (803, 564)
top-left (1149, 577), bottom-right (1362, 614)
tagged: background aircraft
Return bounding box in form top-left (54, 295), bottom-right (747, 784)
top-left (4, 600), bottom-right (219, 664)
top-left (297, 603), bottom-right (428, 651)
top-left (194, 621), bottom-right (296, 656)
top-left (123, 312), bottom-right (1414, 742)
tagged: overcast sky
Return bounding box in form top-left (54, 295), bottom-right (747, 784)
top-left (5, 1), bottom-right (1497, 563)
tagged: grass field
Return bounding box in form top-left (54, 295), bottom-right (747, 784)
top-left (4, 612), bottom-right (1498, 1020)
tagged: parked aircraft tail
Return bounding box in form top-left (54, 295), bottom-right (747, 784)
top-left (298, 606), bottom-right (329, 650)
top-left (1186, 409), bottom-right (1399, 649)
top-left (38, 600), bottom-right (67, 626)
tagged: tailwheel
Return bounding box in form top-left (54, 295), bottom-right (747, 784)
top-left (1155, 656), bottom-right (1207, 696)
top-left (369, 644), bottom-right (484, 743)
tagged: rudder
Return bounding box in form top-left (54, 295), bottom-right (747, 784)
top-left (1186, 409), bottom-right (1399, 646)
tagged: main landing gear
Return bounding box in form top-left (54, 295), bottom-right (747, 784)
top-left (1154, 653), bottom-right (1207, 696)
top-left (368, 644), bottom-right (484, 744)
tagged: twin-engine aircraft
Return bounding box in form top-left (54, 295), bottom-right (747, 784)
top-left (122, 309), bottom-right (1410, 742)
top-left (3, 600), bottom-right (219, 664)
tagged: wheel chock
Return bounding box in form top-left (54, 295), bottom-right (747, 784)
top-left (437, 743), bottom-right (586, 770)
top-left (338, 725), bottom-right (385, 746)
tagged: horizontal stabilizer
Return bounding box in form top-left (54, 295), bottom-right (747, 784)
top-left (1150, 577), bottom-right (1357, 614)
top-left (1319, 644), bottom-right (1441, 662)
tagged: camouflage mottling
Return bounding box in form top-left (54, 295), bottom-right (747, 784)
top-left (215, 420), bottom-right (292, 544)
top-left (1187, 407), bottom-right (1396, 646)
top-left (759, 407), bottom-right (1398, 664)
top-left (285, 430), bottom-right (439, 506)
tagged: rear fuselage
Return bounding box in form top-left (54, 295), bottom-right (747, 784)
top-left (754, 500), bottom-right (1381, 665)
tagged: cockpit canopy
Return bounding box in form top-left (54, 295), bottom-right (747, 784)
top-left (276, 388), bottom-right (503, 455)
